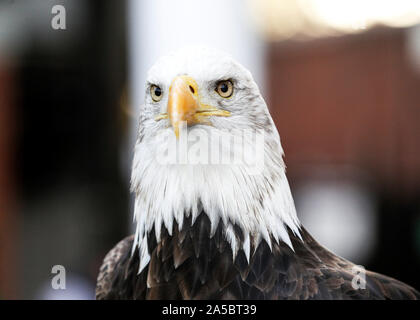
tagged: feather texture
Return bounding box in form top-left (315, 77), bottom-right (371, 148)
top-left (96, 212), bottom-right (419, 300)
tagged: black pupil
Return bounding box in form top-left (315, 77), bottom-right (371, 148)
top-left (154, 87), bottom-right (161, 96)
top-left (220, 83), bottom-right (228, 93)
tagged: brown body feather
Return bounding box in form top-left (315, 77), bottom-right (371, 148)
top-left (96, 212), bottom-right (419, 300)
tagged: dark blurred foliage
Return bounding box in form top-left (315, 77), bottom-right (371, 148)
top-left (12, 0), bottom-right (129, 298)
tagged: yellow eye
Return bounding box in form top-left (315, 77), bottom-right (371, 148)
top-left (150, 85), bottom-right (163, 102)
top-left (215, 80), bottom-right (233, 98)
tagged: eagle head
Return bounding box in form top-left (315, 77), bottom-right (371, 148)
top-left (131, 46), bottom-right (301, 272)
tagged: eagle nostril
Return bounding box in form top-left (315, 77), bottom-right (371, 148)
top-left (189, 85), bottom-right (195, 94)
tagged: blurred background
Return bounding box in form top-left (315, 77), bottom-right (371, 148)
top-left (0, 0), bottom-right (419, 299)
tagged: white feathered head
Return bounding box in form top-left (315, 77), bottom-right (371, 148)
top-left (131, 47), bottom-right (300, 271)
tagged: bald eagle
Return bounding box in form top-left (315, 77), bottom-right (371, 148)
top-left (96, 47), bottom-right (419, 300)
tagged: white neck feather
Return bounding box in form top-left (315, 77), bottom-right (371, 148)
top-left (131, 125), bottom-right (301, 273)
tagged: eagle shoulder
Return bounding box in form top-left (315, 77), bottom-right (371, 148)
top-left (364, 271), bottom-right (420, 300)
top-left (96, 235), bottom-right (143, 300)
top-left (289, 228), bottom-right (420, 300)
top-left (291, 265), bottom-right (420, 300)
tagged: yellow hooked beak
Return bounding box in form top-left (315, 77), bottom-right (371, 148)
top-left (154, 75), bottom-right (231, 138)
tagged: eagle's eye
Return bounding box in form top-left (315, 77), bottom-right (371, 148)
top-left (215, 80), bottom-right (233, 98)
top-left (150, 85), bottom-right (163, 102)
